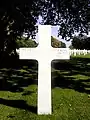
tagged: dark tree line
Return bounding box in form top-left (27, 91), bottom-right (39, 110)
top-left (0, 0), bottom-right (90, 56)
top-left (71, 35), bottom-right (90, 49)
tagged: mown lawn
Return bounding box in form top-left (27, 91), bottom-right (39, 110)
top-left (0, 54), bottom-right (90, 120)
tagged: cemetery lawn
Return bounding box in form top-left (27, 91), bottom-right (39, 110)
top-left (0, 55), bottom-right (90, 120)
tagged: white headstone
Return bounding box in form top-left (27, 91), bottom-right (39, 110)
top-left (19, 25), bottom-right (70, 115)
top-left (78, 49), bottom-right (81, 55)
top-left (74, 49), bottom-right (77, 56)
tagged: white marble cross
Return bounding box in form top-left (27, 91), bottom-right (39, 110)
top-left (19, 25), bottom-right (70, 115)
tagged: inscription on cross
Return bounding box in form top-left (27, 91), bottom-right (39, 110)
top-left (19, 25), bottom-right (70, 115)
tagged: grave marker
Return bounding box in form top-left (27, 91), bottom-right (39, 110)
top-left (19, 25), bottom-right (70, 115)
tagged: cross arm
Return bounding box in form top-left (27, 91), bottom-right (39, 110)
top-left (50, 48), bottom-right (70, 60)
top-left (19, 48), bottom-right (39, 60)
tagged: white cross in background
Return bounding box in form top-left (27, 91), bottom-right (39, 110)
top-left (19, 25), bottom-right (70, 115)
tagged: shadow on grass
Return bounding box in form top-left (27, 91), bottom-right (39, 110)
top-left (1, 55), bottom-right (90, 94)
top-left (51, 57), bottom-right (90, 94)
top-left (0, 98), bottom-right (37, 113)
top-left (0, 59), bottom-right (38, 92)
top-left (22, 90), bottom-right (35, 96)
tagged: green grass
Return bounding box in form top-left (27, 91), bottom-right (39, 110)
top-left (0, 85), bottom-right (90, 120)
top-left (71, 53), bottom-right (90, 58)
top-left (0, 54), bottom-right (90, 119)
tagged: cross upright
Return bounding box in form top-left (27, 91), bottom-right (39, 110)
top-left (19, 25), bottom-right (70, 115)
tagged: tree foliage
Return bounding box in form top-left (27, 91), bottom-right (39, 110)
top-left (0, 0), bottom-right (90, 54)
top-left (72, 35), bottom-right (90, 49)
top-left (16, 36), bottom-right (66, 48)
top-left (16, 37), bottom-right (38, 48)
top-left (69, 45), bottom-right (74, 49)
top-left (51, 36), bottom-right (66, 48)
top-left (0, 0), bottom-right (41, 55)
top-left (40, 0), bottom-right (90, 39)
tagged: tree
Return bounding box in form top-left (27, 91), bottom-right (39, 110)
top-left (0, 0), bottom-right (90, 55)
top-left (40, 0), bottom-right (90, 39)
top-left (71, 35), bottom-right (90, 49)
top-left (72, 36), bottom-right (83, 49)
top-left (16, 37), bottom-right (38, 48)
top-left (84, 37), bottom-right (90, 49)
top-left (69, 45), bottom-right (74, 49)
top-left (51, 36), bottom-right (66, 48)
top-left (61, 42), bottom-right (66, 48)
top-left (0, 0), bottom-right (41, 56)
top-left (16, 36), bottom-right (65, 49)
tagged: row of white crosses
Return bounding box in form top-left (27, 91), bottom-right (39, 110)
top-left (16, 25), bottom-right (70, 115)
top-left (69, 49), bottom-right (90, 56)
top-left (17, 49), bottom-right (90, 57)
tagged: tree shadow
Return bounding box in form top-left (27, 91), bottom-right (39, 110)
top-left (22, 90), bottom-right (35, 96)
top-left (0, 98), bottom-right (37, 114)
top-left (0, 59), bottom-right (38, 92)
top-left (1, 55), bottom-right (90, 95)
top-left (51, 57), bottom-right (90, 94)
